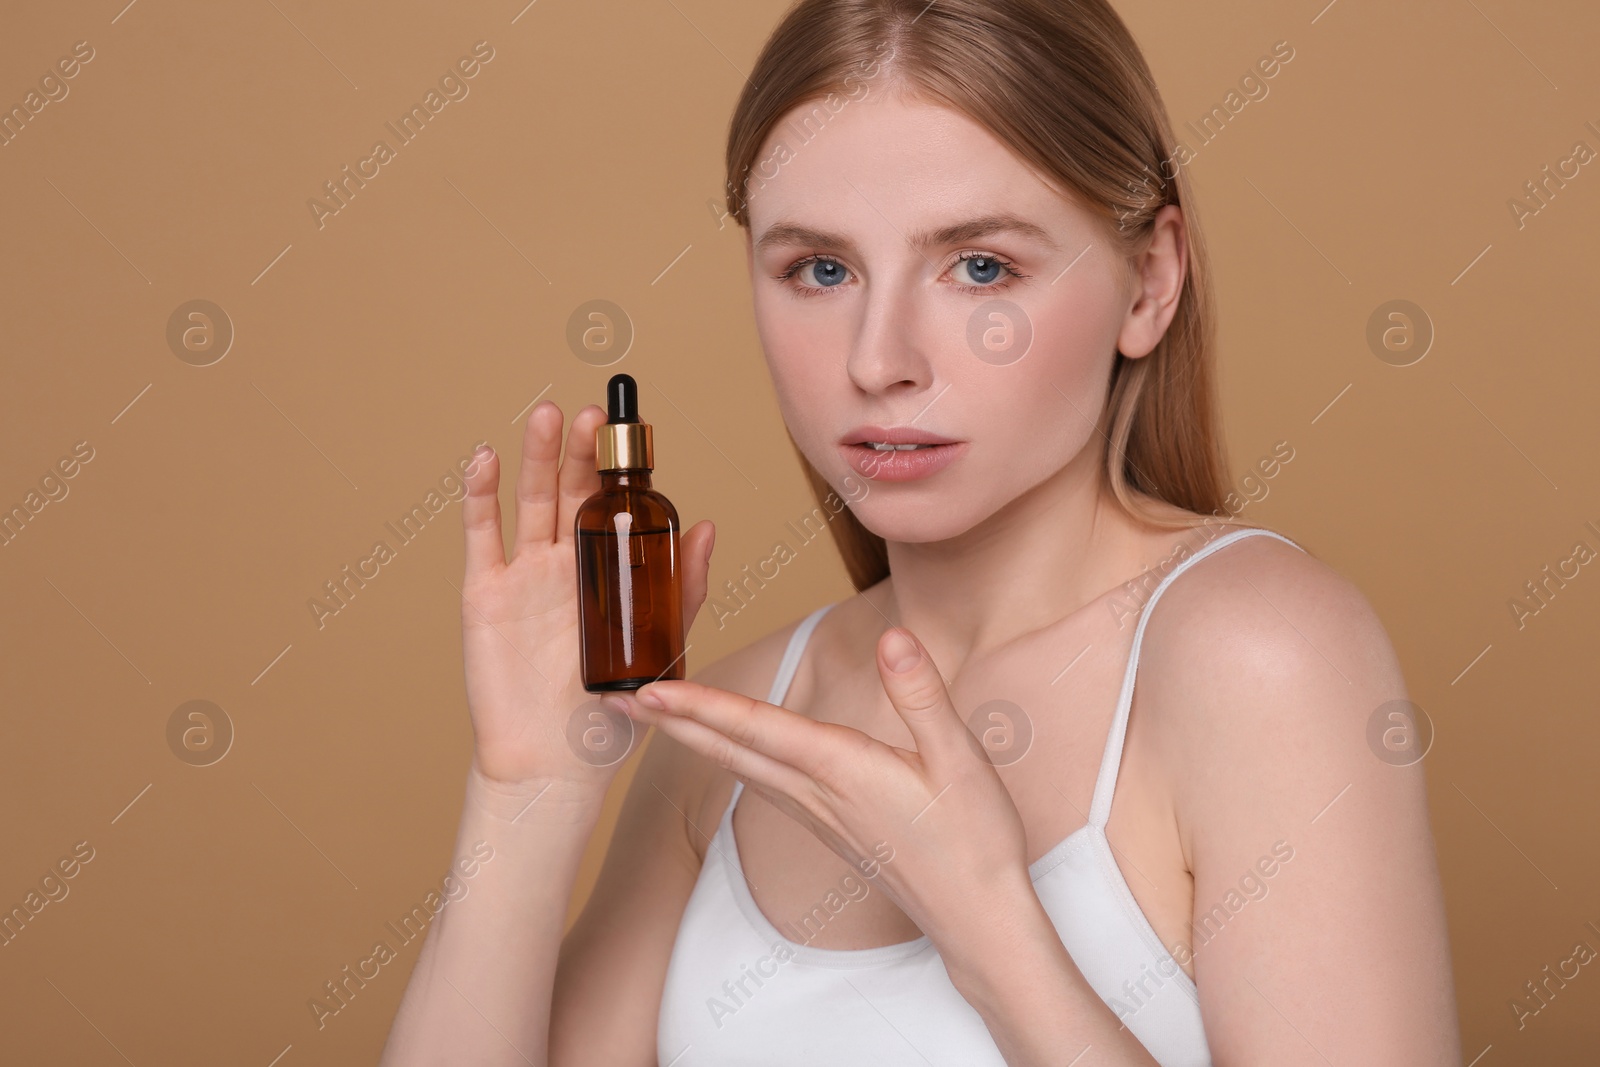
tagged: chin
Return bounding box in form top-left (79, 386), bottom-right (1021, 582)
top-left (846, 498), bottom-right (983, 544)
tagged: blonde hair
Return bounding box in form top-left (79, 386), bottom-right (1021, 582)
top-left (726, 0), bottom-right (1235, 589)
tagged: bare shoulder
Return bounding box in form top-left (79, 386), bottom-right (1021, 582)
top-left (1145, 527), bottom-right (1398, 669)
top-left (1132, 527), bottom-right (1459, 1061)
top-left (1135, 527), bottom-right (1409, 816)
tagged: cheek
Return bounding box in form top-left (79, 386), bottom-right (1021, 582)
top-left (753, 290), bottom-right (844, 418)
top-left (987, 295), bottom-right (1120, 449)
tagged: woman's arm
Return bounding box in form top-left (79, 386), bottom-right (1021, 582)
top-left (381, 728), bottom-right (716, 1067)
top-left (382, 663), bottom-right (742, 1067)
top-left (549, 720), bottom-right (716, 1064)
top-left (1143, 537), bottom-right (1461, 1063)
top-left (379, 765), bottom-right (608, 1066)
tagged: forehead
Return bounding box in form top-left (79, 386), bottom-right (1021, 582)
top-left (744, 91), bottom-right (1083, 239)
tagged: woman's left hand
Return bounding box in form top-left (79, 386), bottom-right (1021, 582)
top-left (610, 625), bottom-right (1033, 947)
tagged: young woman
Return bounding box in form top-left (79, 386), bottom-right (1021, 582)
top-left (382, 1), bottom-right (1459, 1063)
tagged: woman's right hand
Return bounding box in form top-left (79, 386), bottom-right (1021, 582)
top-left (457, 400), bottom-right (716, 793)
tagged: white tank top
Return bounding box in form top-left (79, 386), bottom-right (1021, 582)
top-left (657, 526), bottom-right (1303, 1065)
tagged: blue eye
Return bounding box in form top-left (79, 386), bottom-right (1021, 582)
top-left (955, 253), bottom-right (1005, 286)
top-left (791, 257), bottom-right (848, 288)
top-left (806, 259), bottom-right (844, 286)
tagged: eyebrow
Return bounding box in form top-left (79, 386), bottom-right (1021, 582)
top-left (752, 212), bottom-right (1059, 256)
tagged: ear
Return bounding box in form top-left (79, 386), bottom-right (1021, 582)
top-left (1115, 204), bottom-right (1188, 360)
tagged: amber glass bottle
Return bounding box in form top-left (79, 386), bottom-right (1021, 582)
top-left (574, 374), bottom-right (686, 691)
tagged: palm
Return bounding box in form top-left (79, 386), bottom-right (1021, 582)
top-left (460, 542), bottom-right (584, 783)
top-left (457, 401), bottom-right (713, 788)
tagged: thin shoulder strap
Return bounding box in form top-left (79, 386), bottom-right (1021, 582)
top-left (765, 602), bottom-right (836, 706)
top-left (1087, 526), bottom-right (1304, 828)
top-left (729, 602), bottom-right (836, 815)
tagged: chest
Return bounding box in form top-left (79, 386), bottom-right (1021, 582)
top-left (688, 622), bottom-right (1198, 982)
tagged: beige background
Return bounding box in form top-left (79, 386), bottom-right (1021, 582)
top-left (2, 0), bottom-right (1597, 1062)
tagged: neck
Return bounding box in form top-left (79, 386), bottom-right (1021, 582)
top-left (870, 452), bottom-right (1174, 676)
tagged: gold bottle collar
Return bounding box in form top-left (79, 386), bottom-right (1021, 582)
top-left (596, 421), bottom-right (653, 471)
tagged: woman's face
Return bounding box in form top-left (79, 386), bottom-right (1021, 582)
top-left (745, 89), bottom-right (1161, 544)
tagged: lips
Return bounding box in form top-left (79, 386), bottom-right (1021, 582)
top-left (838, 425), bottom-right (966, 482)
top-left (841, 425), bottom-right (961, 447)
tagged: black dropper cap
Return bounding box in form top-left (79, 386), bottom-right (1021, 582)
top-left (607, 373), bottom-right (639, 423)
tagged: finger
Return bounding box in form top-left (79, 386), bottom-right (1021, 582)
top-left (679, 519), bottom-right (716, 636)
top-left (509, 400), bottom-right (564, 556)
top-left (633, 679), bottom-right (851, 781)
top-left (877, 628), bottom-right (970, 773)
top-left (619, 692), bottom-right (817, 799)
top-left (461, 443), bottom-right (506, 576)
top-left (555, 405), bottom-right (608, 545)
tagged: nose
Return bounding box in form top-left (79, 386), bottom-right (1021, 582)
top-left (845, 281), bottom-right (935, 397)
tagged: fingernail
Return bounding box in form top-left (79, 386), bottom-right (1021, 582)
top-left (884, 629), bottom-right (920, 673)
top-left (705, 526), bottom-right (716, 564)
top-left (637, 686), bottom-right (665, 709)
